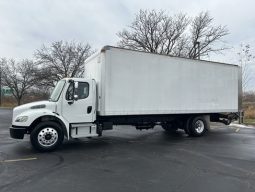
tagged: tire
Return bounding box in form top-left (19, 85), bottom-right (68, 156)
top-left (30, 121), bottom-right (64, 152)
top-left (186, 116), bottom-right (208, 137)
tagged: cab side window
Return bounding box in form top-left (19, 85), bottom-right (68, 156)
top-left (66, 82), bottom-right (89, 100)
top-left (77, 82), bottom-right (89, 99)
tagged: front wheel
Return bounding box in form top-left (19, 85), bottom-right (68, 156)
top-left (30, 121), bottom-right (64, 152)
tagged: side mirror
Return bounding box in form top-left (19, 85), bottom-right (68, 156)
top-left (74, 82), bottom-right (79, 101)
top-left (67, 81), bottom-right (79, 104)
top-left (67, 80), bottom-right (75, 105)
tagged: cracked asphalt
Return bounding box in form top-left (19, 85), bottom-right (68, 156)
top-left (1, 108), bottom-right (255, 192)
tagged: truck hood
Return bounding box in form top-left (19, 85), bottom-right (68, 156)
top-left (13, 101), bottom-right (56, 122)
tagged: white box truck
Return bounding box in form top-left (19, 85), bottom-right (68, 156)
top-left (10, 46), bottom-right (241, 151)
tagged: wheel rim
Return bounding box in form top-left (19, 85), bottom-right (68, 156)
top-left (194, 120), bottom-right (205, 134)
top-left (38, 127), bottom-right (58, 147)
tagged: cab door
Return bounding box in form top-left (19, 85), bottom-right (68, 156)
top-left (62, 79), bottom-right (96, 123)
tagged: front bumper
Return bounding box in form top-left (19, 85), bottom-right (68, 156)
top-left (10, 126), bottom-right (28, 139)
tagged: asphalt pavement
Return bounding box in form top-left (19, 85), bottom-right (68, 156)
top-left (1, 109), bottom-right (255, 192)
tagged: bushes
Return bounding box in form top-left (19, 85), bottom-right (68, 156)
top-left (243, 101), bottom-right (255, 119)
top-left (1, 96), bottom-right (17, 107)
top-left (242, 92), bottom-right (255, 120)
top-left (1, 90), bottom-right (49, 108)
top-left (244, 104), bottom-right (255, 119)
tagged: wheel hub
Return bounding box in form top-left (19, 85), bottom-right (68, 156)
top-left (38, 127), bottom-right (58, 147)
top-left (195, 120), bottom-right (205, 134)
top-left (45, 134), bottom-right (52, 140)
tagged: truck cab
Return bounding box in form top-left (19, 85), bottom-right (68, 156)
top-left (10, 78), bottom-right (98, 151)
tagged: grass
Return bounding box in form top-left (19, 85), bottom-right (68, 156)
top-left (0, 101), bottom-right (17, 108)
top-left (1, 103), bottom-right (16, 108)
top-left (243, 118), bottom-right (255, 125)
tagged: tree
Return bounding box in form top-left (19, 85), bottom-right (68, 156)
top-left (117, 10), bottom-right (229, 59)
top-left (187, 12), bottom-right (229, 58)
top-left (237, 44), bottom-right (254, 92)
top-left (34, 41), bottom-right (93, 87)
top-left (0, 58), bottom-right (38, 105)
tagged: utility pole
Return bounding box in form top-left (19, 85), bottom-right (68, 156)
top-left (0, 63), bottom-right (2, 106)
top-left (195, 41), bottom-right (200, 59)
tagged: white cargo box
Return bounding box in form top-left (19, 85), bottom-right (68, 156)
top-left (85, 46), bottom-right (241, 116)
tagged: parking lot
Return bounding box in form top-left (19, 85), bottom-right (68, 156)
top-left (1, 108), bottom-right (255, 192)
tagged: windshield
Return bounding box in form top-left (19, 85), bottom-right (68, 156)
top-left (49, 80), bottom-right (66, 102)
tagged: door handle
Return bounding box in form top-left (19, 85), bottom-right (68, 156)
top-left (87, 106), bottom-right (92, 114)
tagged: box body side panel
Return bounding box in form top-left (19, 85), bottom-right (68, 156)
top-left (102, 48), bottom-right (239, 115)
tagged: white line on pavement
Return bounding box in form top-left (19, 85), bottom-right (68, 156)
top-left (0, 157), bottom-right (37, 163)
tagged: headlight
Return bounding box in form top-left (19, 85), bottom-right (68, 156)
top-left (15, 116), bottom-right (28, 122)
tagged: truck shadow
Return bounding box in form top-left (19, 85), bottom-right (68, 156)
top-left (56, 126), bottom-right (235, 153)
top-left (59, 138), bottom-right (111, 152)
top-left (7, 128), bottom-right (219, 154)
top-left (57, 129), bottom-right (200, 153)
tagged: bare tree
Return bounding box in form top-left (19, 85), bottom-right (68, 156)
top-left (0, 58), bottom-right (38, 105)
top-left (187, 12), bottom-right (229, 58)
top-left (117, 10), bottom-right (229, 59)
top-left (237, 44), bottom-right (254, 92)
top-left (35, 41), bottom-right (93, 87)
top-left (118, 10), bottom-right (189, 54)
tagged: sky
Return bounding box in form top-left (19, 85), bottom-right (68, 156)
top-left (0, 0), bottom-right (254, 90)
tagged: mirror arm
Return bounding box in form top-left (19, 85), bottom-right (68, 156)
top-left (68, 101), bottom-right (74, 105)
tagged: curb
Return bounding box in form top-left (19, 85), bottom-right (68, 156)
top-left (229, 123), bottom-right (255, 129)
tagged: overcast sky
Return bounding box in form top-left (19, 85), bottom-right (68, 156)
top-left (0, 0), bottom-right (254, 89)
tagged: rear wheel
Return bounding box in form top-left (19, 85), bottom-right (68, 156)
top-left (186, 116), bottom-right (208, 137)
top-left (30, 121), bottom-right (64, 152)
